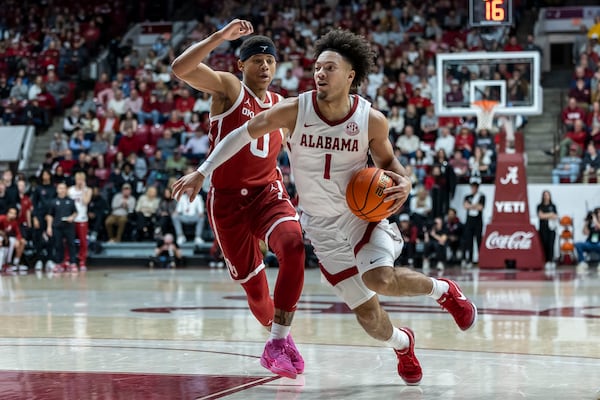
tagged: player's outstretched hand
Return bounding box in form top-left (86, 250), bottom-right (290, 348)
top-left (172, 171), bottom-right (205, 202)
top-left (382, 171), bottom-right (412, 215)
top-left (219, 19), bottom-right (254, 41)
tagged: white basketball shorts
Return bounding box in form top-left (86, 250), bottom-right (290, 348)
top-left (300, 210), bottom-right (404, 310)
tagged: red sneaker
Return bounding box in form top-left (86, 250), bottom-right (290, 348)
top-left (436, 278), bottom-right (478, 331)
top-left (394, 328), bottom-right (422, 385)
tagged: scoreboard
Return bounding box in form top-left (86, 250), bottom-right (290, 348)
top-left (469, 0), bottom-right (513, 27)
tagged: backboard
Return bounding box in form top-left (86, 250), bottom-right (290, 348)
top-left (434, 51), bottom-right (542, 117)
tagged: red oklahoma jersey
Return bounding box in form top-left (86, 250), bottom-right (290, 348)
top-left (208, 84), bottom-right (283, 190)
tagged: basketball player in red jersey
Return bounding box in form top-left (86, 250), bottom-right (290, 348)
top-left (171, 19), bottom-right (305, 379)
top-left (174, 29), bottom-right (477, 385)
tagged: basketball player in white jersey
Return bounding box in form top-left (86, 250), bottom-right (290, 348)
top-left (68, 171), bottom-right (92, 271)
top-left (173, 29), bottom-right (477, 385)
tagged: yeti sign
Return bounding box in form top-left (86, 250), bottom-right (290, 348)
top-left (479, 153), bottom-right (545, 269)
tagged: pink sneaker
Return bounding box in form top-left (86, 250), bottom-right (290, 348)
top-left (69, 263), bottom-right (79, 273)
top-left (260, 338), bottom-right (297, 379)
top-left (394, 327), bottom-right (422, 385)
top-left (286, 335), bottom-right (304, 374)
top-left (436, 278), bottom-right (478, 331)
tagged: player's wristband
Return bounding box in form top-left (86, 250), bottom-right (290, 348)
top-left (196, 122), bottom-right (253, 176)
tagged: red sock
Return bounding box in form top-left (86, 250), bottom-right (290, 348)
top-left (241, 270), bottom-right (274, 327)
top-left (269, 221), bottom-right (305, 312)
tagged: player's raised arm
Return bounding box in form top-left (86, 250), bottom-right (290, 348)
top-left (171, 19), bottom-right (253, 97)
top-left (172, 98), bottom-right (298, 202)
top-left (198, 97), bottom-right (298, 170)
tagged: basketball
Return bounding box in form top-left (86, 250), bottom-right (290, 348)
top-left (346, 167), bottom-right (394, 222)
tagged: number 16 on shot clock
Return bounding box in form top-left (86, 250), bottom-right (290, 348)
top-left (469, 0), bottom-right (512, 27)
top-left (486, 0), bottom-right (505, 21)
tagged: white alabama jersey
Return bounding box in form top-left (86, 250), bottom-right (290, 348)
top-left (287, 91), bottom-right (371, 217)
top-left (68, 186), bottom-right (88, 222)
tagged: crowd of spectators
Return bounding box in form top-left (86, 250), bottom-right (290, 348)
top-left (2, 0), bottom-right (543, 271)
top-left (551, 14), bottom-right (600, 183)
top-left (0, 0), bottom-right (139, 132)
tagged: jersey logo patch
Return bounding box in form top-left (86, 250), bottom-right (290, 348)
top-left (303, 122), bottom-right (318, 128)
top-left (345, 122), bottom-right (359, 136)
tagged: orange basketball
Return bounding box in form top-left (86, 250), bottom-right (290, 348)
top-left (560, 229), bottom-right (573, 239)
top-left (560, 242), bottom-right (574, 252)
top-left (346, 167), bottom-right (394, 222)
top-left (560, 215), bottom-right (573, 226)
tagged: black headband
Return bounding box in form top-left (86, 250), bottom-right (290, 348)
top-left (240, 41), bottom-right (277, 61)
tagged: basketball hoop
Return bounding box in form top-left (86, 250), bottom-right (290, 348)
top-left (472, 99), bottom-right (499, 132)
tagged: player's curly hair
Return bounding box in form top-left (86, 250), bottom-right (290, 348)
top-left (314, 29), bottom-right (374, 89)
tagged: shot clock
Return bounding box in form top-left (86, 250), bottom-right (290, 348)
top-left (469, 0), bottom-right (513, 27)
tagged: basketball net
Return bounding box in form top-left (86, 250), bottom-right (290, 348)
top-left (472, 99), bottom-right (499, 132)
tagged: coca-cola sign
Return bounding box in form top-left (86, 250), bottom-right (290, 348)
top-left (479, 153), bottom-right (545, 269)
top-left (485, 231), bottom-right (534, 250)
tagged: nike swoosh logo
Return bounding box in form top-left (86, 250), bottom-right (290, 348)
top-left (455, 286), bottom-right (467, 300)
top-left (369, 257), bottom-right (385, 265)
top-left (303, 122), bottom-right (318, 127)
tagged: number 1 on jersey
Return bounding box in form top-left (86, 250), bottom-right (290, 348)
top-left (324, 153), bottom-right (332, 179)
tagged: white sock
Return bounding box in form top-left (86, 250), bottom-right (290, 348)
top-left (269, 323), bottom-right (291, 341)
top-left (427, 277), bottom-right (450, 300)
top-left (384, 327), bottom-right (410, 351)
top-left (13, 257), bottom-right (19, 264)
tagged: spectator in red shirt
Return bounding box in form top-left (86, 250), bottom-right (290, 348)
top-left (503, 36), bottom-right (523, 52)
top-left (561, 97), bottom-right (587, 131)
top-left (175, 88), bottom-right (195, 123)
top-left (57, 149), bottom-right (77, 177)
top-left (545, 119), bottom-right (588, 157)
top-left (562, 119), bottom-right (588, 156)
top-left (117, 126), bottom-right (141, 158)
top-left (82, 20), bottom-right (101, 51)
top-left (39, 41), bottom-right (60, 71)
top-left (138, 93), bottom-right (161, 125)
top-left (163, 110), bottom-right (186, 140)
top-left (395, 71), bottom-right (414, 98)
top-left (297, 68), bottom-right (316, 93)
top-left (158, 91), bottom-right (176, 122)
top-left (455, 127), bottom-right (475, 158)
top-left (408, 87), bottom-right (433, 115)
top-left (137, 81), bottom-right (153, 104)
